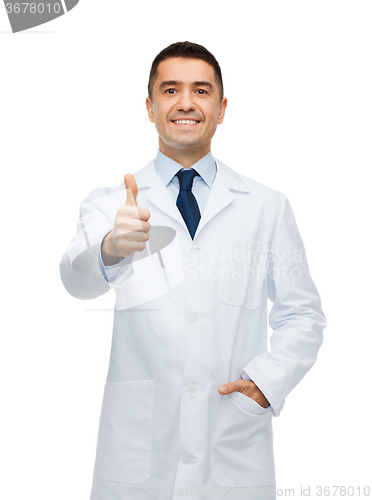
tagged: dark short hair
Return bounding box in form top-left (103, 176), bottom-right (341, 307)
top-left (148, 41), bottom-right (224, 102)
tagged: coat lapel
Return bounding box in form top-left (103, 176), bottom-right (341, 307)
top-left (134, 157), bottom-right (250, 239)
top-left (193, 158), bottom-right (249, 239)
top-left (135, 160), bottom-right (186, 230)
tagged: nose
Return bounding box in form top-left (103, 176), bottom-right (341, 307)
top-left (176, 90), bottom-right (196, 113)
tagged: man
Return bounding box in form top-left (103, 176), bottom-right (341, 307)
top-left (60, 41), bottom-right (326, 500)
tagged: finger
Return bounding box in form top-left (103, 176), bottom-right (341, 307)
top-left (127, 219), bottom-right (150, 233)
top-left (124, 173), bottom-right (138, 206)
top-left (218, 382), bottom-right (238, 394)
top-left (120, 208), bottom-right (151, 231)
top-left (137, 206), bottom-right (151, 221)
top-left (118, 205), bottom-right (151, 223)
top-left (117, 228), bottom-right (149, 242)
top-left (218, 379), bottom-right (252, 395)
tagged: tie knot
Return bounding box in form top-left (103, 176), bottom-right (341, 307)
top-left (176, 169), bottom-right (200, 191)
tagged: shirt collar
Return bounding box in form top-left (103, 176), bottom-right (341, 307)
top-left (154, 149), bottom-right (216, 189)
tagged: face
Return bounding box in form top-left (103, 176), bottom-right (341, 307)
top-left (146, 57), bottom-right (227, 159)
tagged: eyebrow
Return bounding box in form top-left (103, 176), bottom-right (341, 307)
top-left (159, 80), bottom-right (214, 90)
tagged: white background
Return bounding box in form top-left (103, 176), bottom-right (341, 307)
top-left (1, 1), bottom-right (371, 499)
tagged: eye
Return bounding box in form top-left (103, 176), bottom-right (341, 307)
top-left (196, 89), bottom-right (207, 94)
top-left (165, 88), bottom-right (177, 94)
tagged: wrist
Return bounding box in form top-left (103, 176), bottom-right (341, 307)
top-left (101, 232), bottom-right (121, 266)
top-left (251, 385), bottom-right (269, 407)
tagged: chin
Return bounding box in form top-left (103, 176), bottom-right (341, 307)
top-left (174, 142), bottom-right (201, 151)
top-left (171, 136), bottom-right (202, 148)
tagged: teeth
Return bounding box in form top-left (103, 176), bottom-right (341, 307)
top-left (173, 120), bottom-right (199, 124)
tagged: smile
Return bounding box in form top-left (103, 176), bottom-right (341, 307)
top-left (172, 120), bottom-right (200, 125)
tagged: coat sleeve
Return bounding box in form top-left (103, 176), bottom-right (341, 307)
top-left (59, 187), bottom-right (134, 300)
top-left (241, 194), bottom-right (327, 417)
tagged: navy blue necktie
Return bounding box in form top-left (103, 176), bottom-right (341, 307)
top-left (176, 169), bottom-right (201, 239)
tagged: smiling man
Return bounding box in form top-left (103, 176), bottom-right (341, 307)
top-left (60, 41), bottom-right (326, 500)
top-left (145, 56), bottom-right (227, 168)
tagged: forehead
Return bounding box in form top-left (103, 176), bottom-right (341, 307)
top-left (155, 57), bottom-right (216, 85)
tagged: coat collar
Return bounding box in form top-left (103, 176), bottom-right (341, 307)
top-left (153, 149), bottom-right (217, 189)
top-left (135, 157), bottom-right (249, 193)
top-left (134, 157), bottom-right (249, 241)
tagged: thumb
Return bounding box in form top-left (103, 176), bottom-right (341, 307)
top-left (124, 173), bottom-right (138, 206)
top-left (219, 379), bottom-right (253, 395)
top-left (218, 381), bottom-right (238, 395)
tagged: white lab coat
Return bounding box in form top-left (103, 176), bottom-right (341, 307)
top-left (60, 157), bottom-right (326, 500)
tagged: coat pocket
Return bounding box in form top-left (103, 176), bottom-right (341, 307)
top-left (211, 391), bottom-right (275, 487)
top-left (94, 379), bottom-right (155, 484)
top-left (217, 238), bottom-right (268, 310)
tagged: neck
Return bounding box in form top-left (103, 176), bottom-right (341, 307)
top-left (159, 141), bottom-right (211, 169)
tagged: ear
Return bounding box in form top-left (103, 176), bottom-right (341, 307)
top-left (217, 97), bottom-right (228, 125)
top-left (146, 96), bottom-right (155, 123)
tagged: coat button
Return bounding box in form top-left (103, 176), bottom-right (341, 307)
top-left (188, 313), bottom-right (197, 323)
top-left (182, 455), bottom-right (191, 465)
top-left (188, 385), bottom-right (198, 394)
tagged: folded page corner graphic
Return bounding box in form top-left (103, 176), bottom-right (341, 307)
top-left (114, 226), bottom-right (184, 310)
top-left (3, 0), bottom-right (80, 33)
top-left (64, 0), bottom-right (79, 11)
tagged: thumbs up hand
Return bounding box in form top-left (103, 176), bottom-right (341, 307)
top-left (101, 174), bottom-right (151, 266)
